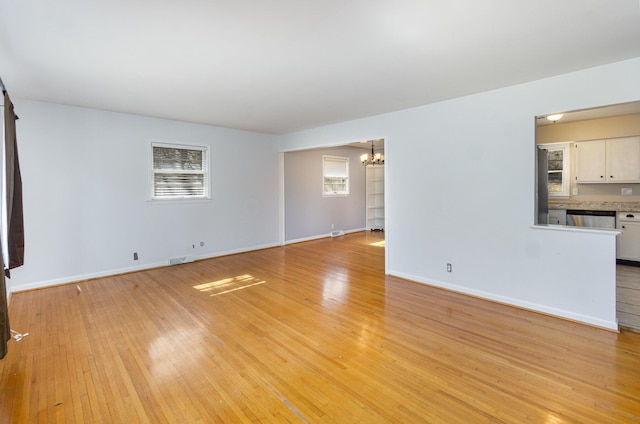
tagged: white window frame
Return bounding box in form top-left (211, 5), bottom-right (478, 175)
top-left (150, 141), bottom-right (211, 202)
top-left (540, 142), bottom-right (571, 198)
top-left (322, 155), bottom-right (350, 197)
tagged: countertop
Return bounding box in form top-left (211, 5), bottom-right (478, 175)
top-left (548, 201), bottom-right (640, 211)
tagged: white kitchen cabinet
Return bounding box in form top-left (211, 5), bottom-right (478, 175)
top-left (607, 137), bottom-right (640, 182)
top-left (617, 211), bottom-right (640, 261)
top-left (366, 166), bottom-right (384, 230)
top-left (575, 140), bottom-right (606, 182)
top-left (575, 137), bottom-right (640, 183)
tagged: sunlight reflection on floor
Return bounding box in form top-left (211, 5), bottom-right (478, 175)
top-left (193, 274), bottom-right (266, 297)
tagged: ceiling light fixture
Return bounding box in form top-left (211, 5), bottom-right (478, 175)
top-left (546, 114), bottom-right (564, 123)
top-left (360, 140), bottom-right (384, 166)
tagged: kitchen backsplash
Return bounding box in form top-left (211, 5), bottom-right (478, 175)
top-left (561, 183), bottom-right (640, 203)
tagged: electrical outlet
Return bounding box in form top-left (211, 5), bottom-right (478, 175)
top-left (622, 188), bottom-right (633, 196)
top-left (447, 263), bottom-right (452, 272)
top-left (133, 252), bottom-right (138, 261)
top-left (200, 241), bottom-right (205, 247)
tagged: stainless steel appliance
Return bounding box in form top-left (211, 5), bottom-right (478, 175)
top-left (536, 148), bottom-right (548, 224)
top-left (566, 210), bottom-right (616, 229)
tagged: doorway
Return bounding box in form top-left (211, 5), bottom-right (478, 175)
top-left (281, 138), bottom-right (387, 269)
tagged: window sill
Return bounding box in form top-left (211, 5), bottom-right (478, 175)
top-left (147, 197), bottom-right (212, 205)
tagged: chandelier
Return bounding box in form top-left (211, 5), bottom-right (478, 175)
top-left (360, 141), bottom-right (384, 166)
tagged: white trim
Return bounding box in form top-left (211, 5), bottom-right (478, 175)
top-left (383, 138), bottom-right (389, 275)
top-left (388, 270), bottom-right (619, 331)
top-left (12, 261), bottom-right (167, 292)
top-left (193, 242), bottom-right (281, 260)
top-left (11, 242), bottom-right (281, 293)
top-left (279, 152), bottom-right (285, 245)
top-left (285, 234), bottom-right (331, 245)
top-left (284, 228), bottom-right (366, 245)
top-left (146, 197), bottom-right (212, 205)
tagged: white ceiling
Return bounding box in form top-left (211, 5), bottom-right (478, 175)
top-left (1, 1), bottom-right (639, 134)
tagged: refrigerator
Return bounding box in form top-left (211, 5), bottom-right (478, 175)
top-left (536, 147), bottom-right (548, 225)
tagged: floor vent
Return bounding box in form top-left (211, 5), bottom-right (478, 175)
top-left (330, 230), bottom-right (345, 237)
top-left (168, 256), bottom-right (195, 266)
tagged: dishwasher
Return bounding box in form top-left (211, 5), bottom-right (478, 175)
top-left (566, 210), bottom-right (616, 229)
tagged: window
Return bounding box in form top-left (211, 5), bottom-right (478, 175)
top-left (323, 155), bottom-right (349, 196)
top-left (151, 142), bottom-right (209, 200)
top-left (540, 142), bottom-right (571, 197)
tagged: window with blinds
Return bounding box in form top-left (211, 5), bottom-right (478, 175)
top-left (151, 143), bottom-right (209, 200)
top-left (323, 155), bottom-right (349, 196)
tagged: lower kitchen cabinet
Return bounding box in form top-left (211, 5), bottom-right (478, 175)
top-left (617, 212), bottom-right (640, 261)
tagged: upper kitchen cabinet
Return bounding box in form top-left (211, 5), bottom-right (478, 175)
top-left (575, 136), bottom-right (640, 183)
top-left (575, 140), bottom-right (605, 182)
top-left (607, 137), bottom-right (640, 182)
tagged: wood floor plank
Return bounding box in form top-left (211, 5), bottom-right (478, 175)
top-left (1, 231), bottom-right (640, 422)
top-left (617, 263), bottom-right (640, 329)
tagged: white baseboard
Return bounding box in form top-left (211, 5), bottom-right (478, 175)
top-left (285, 234), bottom-right (330, 245)
top-left (285, 228), bottom-right (366, 245)
top-left (12, 241), bottom-right (282, 293)
top-left (12, 261), bottom-right (167, 292)
top-left (193, 242), bottom-right (281, 261)
top-left (388, 269), bottom-right (619, 332)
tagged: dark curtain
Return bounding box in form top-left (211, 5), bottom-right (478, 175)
top-left (4, 92), bottom-right (24, 273)
top-left (1, 91), bottom-right (24, 358)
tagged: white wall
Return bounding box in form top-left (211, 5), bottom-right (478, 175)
top-left (284, 147), bottom-right (366, 241)
top-left (280, 57), bottom-right (640, 330)
top-left (9, 100), bottom-right (280, 291)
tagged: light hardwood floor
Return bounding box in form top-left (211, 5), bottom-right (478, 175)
top-left (1, 231), bottom-right (639, 423)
